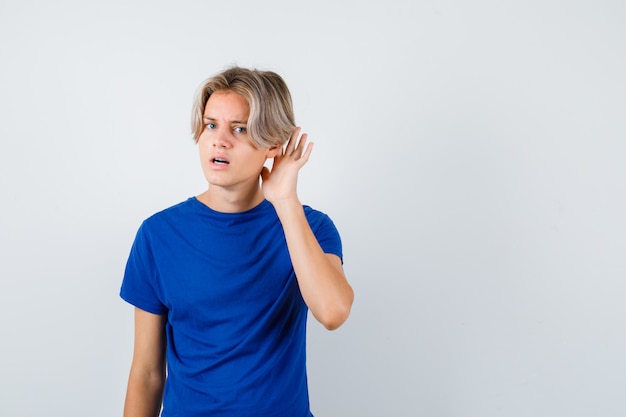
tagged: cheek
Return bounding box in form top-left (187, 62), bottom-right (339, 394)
top-left (197, 133), bottom-right (208, 147)
top-left (197, 145), bottom-right (211, 167)
top-left (249, 150), bottom-right (271, 166)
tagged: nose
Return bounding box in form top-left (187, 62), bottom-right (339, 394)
top-left (212, 129), bottom-right (232, 149)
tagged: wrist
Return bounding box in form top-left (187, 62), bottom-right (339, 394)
top-left (269, 197), bottom-right (302, 216)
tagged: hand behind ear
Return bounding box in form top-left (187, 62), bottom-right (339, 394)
top-left (260, 128), bottom-right (313, 203)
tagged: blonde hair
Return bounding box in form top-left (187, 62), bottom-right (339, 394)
top-left (191, 66), bottom-right (296, 149)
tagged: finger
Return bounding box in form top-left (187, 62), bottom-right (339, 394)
top-left (285, 127), bottom-right (301, 155)
top-left (294, 133), bottom-right (308, 157)
top-left (299, 141), bottom-right (314, 165)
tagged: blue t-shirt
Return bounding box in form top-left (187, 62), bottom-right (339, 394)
top-left (120, 197), bottom-right (342, 417)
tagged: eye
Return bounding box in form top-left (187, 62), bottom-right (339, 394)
top-left (234, 126), bottom-right (247, 134)
top-left (205, 122), bottom-right (216, 130)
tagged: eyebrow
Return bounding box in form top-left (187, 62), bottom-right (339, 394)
top-left (203, 116), bottom-right (248, 124)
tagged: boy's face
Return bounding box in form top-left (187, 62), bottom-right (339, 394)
top-left (197, 90), bottom-right (278, 191)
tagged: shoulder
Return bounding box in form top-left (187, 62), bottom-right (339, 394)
top-left (134, 197), bottom-right (200, 239)
top-left (303, 205), bottom-right (343, 258)
top-left (142, 197), bottom-right (198, 225)
top-left (302, 205), bottom-right (339, 232)
top-left (149, 197), bottom-right (197, 218)
top-left (303, 204), bottom-right (332, 222)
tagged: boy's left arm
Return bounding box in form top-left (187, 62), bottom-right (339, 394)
top-left (261, 128), bottom-right (354, 330)
top-left (273, 198), bottom-right (353, 330)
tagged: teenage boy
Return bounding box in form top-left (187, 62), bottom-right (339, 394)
top-left (120, 66), bottom-right (354, 417)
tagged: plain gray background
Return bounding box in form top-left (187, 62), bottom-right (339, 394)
top-left (1, 0), bottom-right (625, 416)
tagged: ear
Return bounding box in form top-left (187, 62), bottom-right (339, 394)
top-left (265, 145), bottom-right (280, 158)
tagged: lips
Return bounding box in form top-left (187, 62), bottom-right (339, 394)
top-left (211, 155), bottom-right (230, 165)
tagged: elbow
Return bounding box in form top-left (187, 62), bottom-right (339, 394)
top-left (321, 315), bottom-right (348, 331)
top-left (317, 292), bottom-right (354, 331)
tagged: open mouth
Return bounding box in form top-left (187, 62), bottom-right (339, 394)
top-left (212, 158), bottom-right (229, 165)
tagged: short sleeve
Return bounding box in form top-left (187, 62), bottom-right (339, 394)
top-left (120, 222), bottom-right (168, 315)
top-left (305, 208), bottom-right (343, 262)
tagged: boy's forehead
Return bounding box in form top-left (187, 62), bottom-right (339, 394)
top-left (203, 91), bottom-right (249, 120)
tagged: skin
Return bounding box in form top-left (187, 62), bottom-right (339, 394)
top-left (124, 90), bottom-right (354, 417)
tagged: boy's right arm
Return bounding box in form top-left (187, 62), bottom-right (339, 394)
top-left (124, 308), bottom-right (167, 417)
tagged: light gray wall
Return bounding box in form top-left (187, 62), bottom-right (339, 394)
top-left (1, 1), bottom-right (625, 416)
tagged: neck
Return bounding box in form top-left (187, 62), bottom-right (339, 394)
top-left (197, 185), bottom-right (265, 213)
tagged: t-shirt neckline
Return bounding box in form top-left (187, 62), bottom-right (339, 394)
top-left (189, 196), bottom-right (272, 216)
